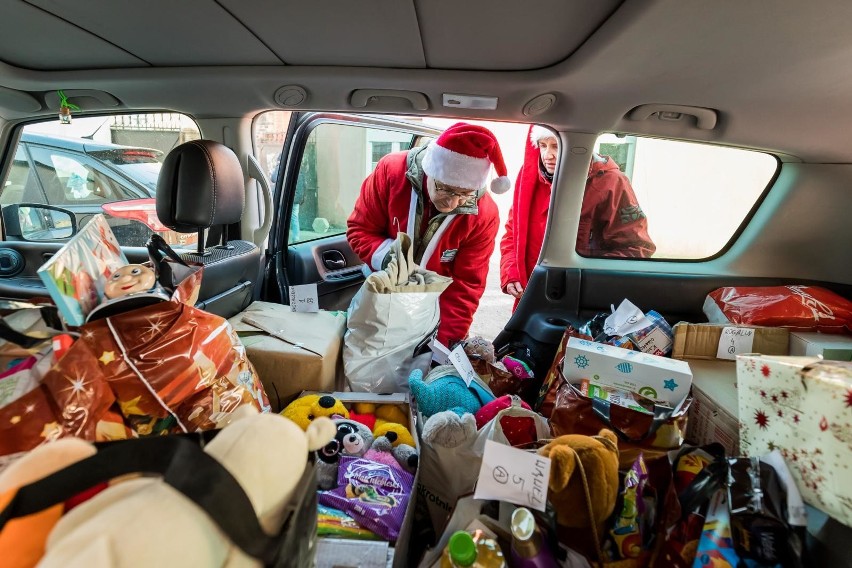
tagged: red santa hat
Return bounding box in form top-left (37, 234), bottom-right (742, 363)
top-left (422, 122), bottom-right (511, 194)
top-left (530, 125), bottom-right (557, 147)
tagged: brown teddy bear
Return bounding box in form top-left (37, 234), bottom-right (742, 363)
top-left (538, 429), bottom-right (620, 560)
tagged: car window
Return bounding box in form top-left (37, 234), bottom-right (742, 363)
top-left (0, 113), bottom-right (201, 247)
top-left (289, 122), bottom-right (421, 244)
top-left (582, 134), bottom-right (778, 259)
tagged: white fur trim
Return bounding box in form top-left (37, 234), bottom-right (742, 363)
top-left (530, 125), bottom-right (557, 147)
top-left (370, 238), bottom-right (394, 271)
top-left (407, 189), bottom-right (417, 240)
top-left (420, 215), bottom-right (457, 266)
top-left (490, 176), bottom-right (511, 194)
top-left (422, 143), bottom-right (490, 190)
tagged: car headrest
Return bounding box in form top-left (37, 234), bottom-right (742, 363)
top-left (156, 140), bottom-right (245, 232)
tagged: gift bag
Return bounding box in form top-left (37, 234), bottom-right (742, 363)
top-left (417, 397), bottom-right (550, 538)
top-left (535, 325), bottom-right (593, 418)
top-left (344, 233), bottom-right (451, 393)
top-left (549, 367), bottom-right (691, 468)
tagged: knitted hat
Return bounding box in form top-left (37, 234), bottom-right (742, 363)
top-left (422, 122), bottom-right (511, 194)
top-left (530, 125), bottom-right (557, 147)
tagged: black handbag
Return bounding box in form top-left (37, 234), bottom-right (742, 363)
top-left (0, 434), bottom-right (317, 567)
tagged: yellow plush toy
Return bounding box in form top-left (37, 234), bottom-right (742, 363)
top-left (538, 429), bottom-right (620, 559)
top-left (352, 403), bottom-right (414, 447)
top-left (281, 394), bottom-right (349, 430)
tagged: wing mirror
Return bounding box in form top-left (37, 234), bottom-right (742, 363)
top-left (2, 203), bottom-right (76, 241)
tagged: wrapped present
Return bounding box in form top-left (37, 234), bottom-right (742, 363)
top-left (737, 355), bottom-right (852, 527)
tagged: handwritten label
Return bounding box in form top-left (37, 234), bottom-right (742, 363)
top-left (716, 327), bottom-right (755, 360)
top-left (473, 440), bottom-right (550, 512)
top-left (429, 337), bottom-right (451, 365)
top-left (288, 284), bottom-right (319, 313)
top-left (448, 344), bottom-right (478, 386)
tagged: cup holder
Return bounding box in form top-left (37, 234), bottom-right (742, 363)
top-left (546, 317), bottom-right (570, 328)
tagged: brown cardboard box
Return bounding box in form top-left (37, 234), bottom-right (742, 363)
top-left (685, 360), bottom-right (740, 456)
top-left (228, 301), bottom-right (346, 412)
top-left (672, 322), bottom-right (788, 361)
top-left (789, 331), bottom-right (852, 361)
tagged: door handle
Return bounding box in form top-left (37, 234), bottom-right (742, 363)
top-left (321, 249), bottom-right (347, 271)
top-left (326, 259), bottom-right (345, 269)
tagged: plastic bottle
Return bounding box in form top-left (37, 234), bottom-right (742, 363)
top-left (440, 529), bottom-right (506, 568)
top-left (509, 507), bottom-right (559, 568)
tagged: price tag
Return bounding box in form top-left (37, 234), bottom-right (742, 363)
top-left (448, 344), bottom-right (478, 386)
top-left (716, 327), bottom-right (755, 360)
top-left (429, 337), bottom-right (451, 365)
top-left (288, 284), bottom-right (319, 313)
top-left (473, 440), bottom-right (550, 512)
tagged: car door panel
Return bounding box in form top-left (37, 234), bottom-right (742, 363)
top-left (286, 235), bottom-right (364, 311)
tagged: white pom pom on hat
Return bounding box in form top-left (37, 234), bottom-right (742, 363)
top-left (422, 122), bottom-right (511, 194)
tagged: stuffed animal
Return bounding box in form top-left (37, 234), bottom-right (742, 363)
top-left (538, 429), bottom-right (620, 559)
top-left (362, 434), bottom-right (419, 474)
top-left (316, 419), bottom-right (374, 490)
top-left (408, 367), bottom-right (495, 418)
top-left (421, 411), bottom-right (478, 448)
top-left (37, 408), bottom-right (336, 568)
top-left (348, 402), bottom-right (415, 448)
top-left (474, 395), bottom-right (539, 448)
top-left (281, 394), bottom-right (349, 430)
top-left (373, 422), bottom-right (415, 448)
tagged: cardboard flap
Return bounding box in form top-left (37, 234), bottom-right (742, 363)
top-left (230, 302), bottom-right (345, 357)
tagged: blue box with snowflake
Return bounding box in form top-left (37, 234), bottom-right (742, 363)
top-left (563, 337), bottom-right (692, 407)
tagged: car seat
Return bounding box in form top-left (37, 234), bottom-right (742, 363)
top-left (156, 140), bottom-right (260, 318)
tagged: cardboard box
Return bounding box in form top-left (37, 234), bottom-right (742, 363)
top-left (684, 360), bottom-right (740, 456)
top-left (672, 322), bottom-right (789, 361)
top-left (303, 391), bottom-right (419, 568)
top-left (563, 337), bottom-right (692, 406)
top-left (789, 331), bottom-right (852, 361)
top-left (738, 355), bottom-right (852, 527)
top-left (228, 301), bottom-right (346, 411)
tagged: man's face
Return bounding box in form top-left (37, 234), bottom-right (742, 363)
top-left (427, 177), bottom-right (478, 213)
top-left (538, 136), bottom-right (559, 175)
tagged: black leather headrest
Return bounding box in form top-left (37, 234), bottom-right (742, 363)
top-left (156, 140), bottom-right (245, 232)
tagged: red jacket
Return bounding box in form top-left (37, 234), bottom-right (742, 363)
top-left (500, 140), bottom-right (655, 308)
top-left (347, 148), bottom-right (499, 346)
top-left (577, 156), bottom-right (655, 258)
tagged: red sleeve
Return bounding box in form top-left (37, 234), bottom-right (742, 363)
top-left (597, 174), bottom-right (656, 258)
top-left (437, 206), bottom-right (500, 346)
top-left (346, 158), bottom-right (393, 266)
top-left (499, 204), bottom-right (519, 292)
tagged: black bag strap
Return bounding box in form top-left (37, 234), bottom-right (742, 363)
top-left (0, 435), bottom-right (282, 565)
top-left (0, 301), bottom-right (63, 349)
top-left (147, 234), bottom-right (192, 293)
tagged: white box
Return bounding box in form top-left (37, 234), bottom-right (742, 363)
top-left (788, 331), bottom-right (852, 361)
top-left (563, 337), bottom-right (692, 406)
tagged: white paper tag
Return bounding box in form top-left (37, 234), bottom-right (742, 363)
top-left (429, 337), bottom-right (451, 365)
top-left (604, 299), bottom-right (652, 337)
top-left (448, 344), bottom-right (478, 386)
top-left (716, 327), bottom-right (755, 360)
top-left (473, 440), bottom-right (550, 512)
top-left (288, 284), bottom-right (319, 313)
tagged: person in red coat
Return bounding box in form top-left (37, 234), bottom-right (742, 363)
top-left (347, 123), bottom-right (509, 346)
top-left (500, 126), bottom-right (655, 309)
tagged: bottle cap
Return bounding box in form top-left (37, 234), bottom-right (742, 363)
top-left (511, 507), bottom-right (536, 541)
top-left (448, 531), bottom-right (477, 566)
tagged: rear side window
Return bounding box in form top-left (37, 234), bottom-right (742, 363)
top-left (0, 113), bottom-right (201, 247)
top-left (582, 134), bottom-right (778, 259)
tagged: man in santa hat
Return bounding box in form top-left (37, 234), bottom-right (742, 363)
top-left (500, 126), bottom-right (655, 309)
top-left (347, 122), bottom-right (509, 346)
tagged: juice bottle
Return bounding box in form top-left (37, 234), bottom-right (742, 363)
top-left (440, 529), bottom-right (506, 568)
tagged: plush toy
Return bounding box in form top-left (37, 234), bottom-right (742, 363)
top-left (316, 419), bottom-right (374, 490)
top-left (474, 395), bottom-right (539, 448)
top-left (538, 429), bottom-right (620, 559)
top-left (281, 394), bottom-right (349, 430)
top-left (421, 411), bottom-right (478, 448)
top-left (474, 395), bottom-right (531, 429)
top-left (348, 402), bottom-right (415, 448)
top-left (373, 422), bottom-right (415, 448)
top-left (408, 367), bottom-right (495, 418)
top-left (362, 434), bottom-right (419, 474)
top-left (37, 408), bottom-right (336, 568)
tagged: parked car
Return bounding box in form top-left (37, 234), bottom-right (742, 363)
top-left (1, 132), bottom-right (194, 247)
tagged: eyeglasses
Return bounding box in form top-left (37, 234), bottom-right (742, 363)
top-left (434, 180), bottom-right (477, 200)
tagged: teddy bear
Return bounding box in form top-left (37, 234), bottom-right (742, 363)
top-left (538, 429), bottom-right (620, 560)
top-left (280, 394), bottom-right (349, 430)
top-left (316, 419), bottom-right (374, 490)
top-left (408, 367), bottom-right (495, 418)
top-left (22, 407), bottom-right (336, 568)
top-left (348, 402), bottom-right (416, 448)
top-left (363, 434), bottom-right (419, 474)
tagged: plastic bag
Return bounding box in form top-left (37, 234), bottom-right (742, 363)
top-left (344, 233), bottom-right (451, 392)
top-left (704, 285), bottom-right (852, 333)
